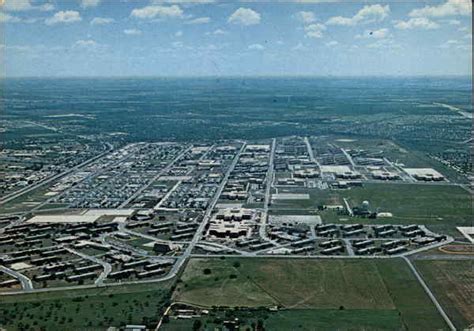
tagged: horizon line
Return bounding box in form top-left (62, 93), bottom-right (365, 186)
top-left (2, 74), bottom-right (472, 79)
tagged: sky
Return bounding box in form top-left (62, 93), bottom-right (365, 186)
top-left (0, 0), bottom-right (472, 77)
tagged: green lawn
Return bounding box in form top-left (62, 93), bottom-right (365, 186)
top-left (415, 259), bottom-right (474, 330)
top-left (271, 183), bottom-right (471, 236)
top-left (174, 257), bottom-right (448, 330)
top-left (0, 282), bottom-right (173, 330)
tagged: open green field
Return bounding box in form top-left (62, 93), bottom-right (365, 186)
top-left (174, 257), bottom-right (447, 330)
top-left (415, 259), bottom-right (474, 330)
top-left (163, 308), bottom-right (402, 331)
top-left (0, 281), bottom-right (173, 330)
top-left (270, 183), bottom-right (472, 236)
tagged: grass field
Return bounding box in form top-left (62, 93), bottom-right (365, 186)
top-left (415, 259), bottom-right (474, 330)
top-left (0, 281), bottom-right (173, 330)
top-left (162, 309), bottom-right (402, 331)
top-left (270, 183), bottom-right (472, 236)
top-left (174, 257), bottom-right (447, 330)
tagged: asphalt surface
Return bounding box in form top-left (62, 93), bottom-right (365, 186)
top-left (0, 143), bottom-right (113, 207)
top-left (403, 256), bottom-right (456, 331)
top-left (259, 138), bottom-right (277, 243)
top-left (0, 266), bottom-right (33, 291)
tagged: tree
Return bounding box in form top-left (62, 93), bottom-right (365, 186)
top-left (193, 320), bottom-right (202, 331)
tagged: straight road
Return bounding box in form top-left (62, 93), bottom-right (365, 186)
top-left (118, 145), bottom-right (192, 208)
top-left (259, 139), bottom-right (277, 243)
top-left (403, 256), bottom-right (456, 331)
top-left (29, 143), bottom-right (143, 212)
top-left (304, 136), bottom-right (321, 168)
top-left (168, 142), bottom-right (247, 277)
top-left (0, 144), bottom-right (113, 206)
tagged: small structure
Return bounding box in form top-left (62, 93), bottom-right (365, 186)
top-left (404, 168), bottom-right (444, 181)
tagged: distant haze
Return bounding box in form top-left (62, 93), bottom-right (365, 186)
top-left (1, 0), bottom-right (472, 77)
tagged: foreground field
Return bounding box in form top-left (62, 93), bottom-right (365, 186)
top-left (162, 309), bottom-right (402, 331)
top-left (415, 259), bottom-right (474, 330)
top-left (0, 282), bottom-right (173, 330)
top-left (174, 257), bottom-right (447, 330)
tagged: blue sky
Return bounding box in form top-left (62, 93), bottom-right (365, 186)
top-left (1, 0), bottom-right (472, 77)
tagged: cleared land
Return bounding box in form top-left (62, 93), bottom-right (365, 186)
top-left (415, 260), bottom-right (474, 330)
top-left (174, 257), bottom-right (447, 330)
top-left (0, 282), bottom-right (173, 330)
top-left (270, 183), bottom-right (472, 236)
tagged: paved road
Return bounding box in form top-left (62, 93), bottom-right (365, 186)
top-left (343, 198), bottom-right (354, 217)
top-left (340, 148), bottom-right (356, 168)
top-left (343, 238), bottom-right (355, 256)
top-left (28, 143), bottom-right (142, 212)
top-left (411, 254), bottom-right (474, 260)
top-left (119, 145), bottom-right (192, 208)
top-left (0, 266), bottom-right (33, 291)
top-left (65, 248), bottom-right (112, 286)
top-left (168, 142), bottom-right (247, 277)
top-left (304, 136), bottom-right (322, 168)
top-left (259, 139), bottom-right (277, 243)
top-left (0, 144), bottom-right (113, 206)
top-left (402, 256), bottom-right (456, 331)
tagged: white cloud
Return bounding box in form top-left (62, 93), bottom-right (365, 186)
top-left (325, 40), bottom-right (339, 47)
top-left (289, 0), bottom-right (340, 2)
top-left (304, 23), bottom-right (326, 38)
top-left (151, 0), bottom-right (216, 3)
top-left (248, 43), bottom-right (265, 50)
top-left (39, 3), bottom-right (55, 11)
top-left (45, 11), bottom-right (82, 25)
top-left (0, 44), bottom-right (33, 52)
top-left (228, 7), bottom-right (261, 26)
top-left (186, 17), bottom-right (211, 24)
top-left (409, 0), bottom-right (471, 18)
top-left (131, 5), bottom-right (183, 20)
top-left (175, 30), bottom-right (183, 37)
top-left (2, 0), bottom-right (54, 12)
top-left (74, 39), bottom-right (98, 47)
top-left (296, 11), bottom-right (316, 24)
top-left (291, 42), bottom-right (307, 51)
top-left (124, 28), bottom-right (142, 35)
top-left (72, 39), bottom-right (107, 53)
top-left (212, 29), bottom-right (227, 35)
top-left (446, 19), bottom-right (461, 25)
top-left (455, 44), bottom-right (470, 50)
top-left (356, 28), bottom-right (390, 39)
top-left (244, 0), bottom-right (339, 2)
top-left (90, 17), bottom-right (115, 25)
top-left (394, 17), bottom-right (439, 30)
top-left (2, 0), bottom-right (33, 11)
top-left (438, 39), bottom-right (469, 50)
top-left (172, 41), bottom-right (184, 48)
top-left (327, 4), bottom-right (390, 26)
top-left (0, 12), bottom-right (22, 23)
top-left (367, 39), bottom-right (401, 50)
top-left (80, 0), bottom-right (101, 8)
